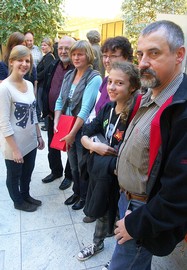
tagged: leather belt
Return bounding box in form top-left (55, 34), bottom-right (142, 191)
top-left (120, 187), bottom-right (147, 202)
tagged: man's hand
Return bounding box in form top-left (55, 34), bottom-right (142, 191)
top-left (114, 210), bottom-right (133, 244)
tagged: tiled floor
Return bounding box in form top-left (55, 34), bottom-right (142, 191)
top-left (0, 128), bottom-right (186, 270)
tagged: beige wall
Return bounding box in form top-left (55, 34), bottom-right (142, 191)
top-left (62, 17), bottom-right (123, 42)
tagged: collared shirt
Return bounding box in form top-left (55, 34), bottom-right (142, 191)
top-left (117, 73), bottom-right (184, 195)
top-left (31, 45), bottom-right (43, 67)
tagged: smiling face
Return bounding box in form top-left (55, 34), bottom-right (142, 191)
top-left (107, 68), bottom-right (133, 105)
top-left (10, 55), bottom-right (31, 77)
top-left (58, 38), bottom-right (74, 64)
top-left (137, 29), bottom-right (184, 94)
top-left (102, 49), bottom-right (126, 74)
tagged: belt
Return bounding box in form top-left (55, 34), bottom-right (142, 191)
top-left (120, 187), bottom-right (148, 202)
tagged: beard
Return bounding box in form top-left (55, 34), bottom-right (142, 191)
top-left (140, 68), bottom-right (161, 88)
top-left (60, 56), bottom-right (70, 63)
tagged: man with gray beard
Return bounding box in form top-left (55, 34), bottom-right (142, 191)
top-left (42, 36), bottom-right (75, 189)
top-left (107, 20), bottom-right (187, 270)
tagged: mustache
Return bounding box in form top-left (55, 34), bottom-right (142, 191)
top-left (140, 68), bottom-right (156, 77)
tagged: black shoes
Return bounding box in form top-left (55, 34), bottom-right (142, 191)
top-left (14, 201), bottom-right (38, 212)
top-left (24, 195), bottom-right (42, 206)
top-left (72, 198), bottom-right (85, 210)
top-left (64, 194), bottom-right (79, 205)
top-left (64, 195), bottom-right (85, 210)
top-left (59, 178), bottom-right (72, 190)
top-left (83, 216), bottom-right (96, 223)
top-left (14, 195), bottom-right (42, 212)
top-left (42, 173), bottom-right (62, 183)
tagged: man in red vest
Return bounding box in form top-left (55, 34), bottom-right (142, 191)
top-left (107, 20), bottom-right (187, 270)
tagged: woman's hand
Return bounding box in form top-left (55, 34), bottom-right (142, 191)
top-left (37, 136), bottom-right (45, 150)
top-left (54, 123), bottom-right (58, 133)
top-left (13, 149), bottom-right (24, 163)
top-left (60, 133), bottom-right (75, 150)
top-left (91, 141), bottom-right (117, 156)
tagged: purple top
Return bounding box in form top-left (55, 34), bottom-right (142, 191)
top-left (95, 76), bottom-right (110, 115)
top-left (49, 62), bottom-right (73, 112)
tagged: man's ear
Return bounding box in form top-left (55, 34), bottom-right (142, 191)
top-left (176, 46), bottom-right (186, 64)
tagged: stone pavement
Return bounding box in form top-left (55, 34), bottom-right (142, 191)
top-left (0, 128), bottom-right (186, 270)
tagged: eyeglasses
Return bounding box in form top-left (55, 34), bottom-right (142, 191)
top-left (102, 54), bottom-right (122, 60)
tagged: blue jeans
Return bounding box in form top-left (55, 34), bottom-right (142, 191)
top-left (67, 130), bottom-right (88, 199)
top-left (109, 193), bottom-right (152, 270)
top-left (5, 148), bottom-right (37, 204)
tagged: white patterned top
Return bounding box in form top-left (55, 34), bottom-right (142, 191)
top-left (0, 79), bottom-right (38, 159)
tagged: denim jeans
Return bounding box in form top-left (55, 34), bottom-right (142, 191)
top-left (67, 129), bottom-right (88, 199)
top-left (109, 192), bottom-right (153, 270)
top-left (5, 148), bottom-right (37, 204)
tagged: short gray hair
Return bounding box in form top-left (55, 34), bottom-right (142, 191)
top-left (86, 30), bottom-right (101, 44)
top-left (141, 20), bottom-right (184, 52)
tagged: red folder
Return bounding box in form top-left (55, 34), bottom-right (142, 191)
top-left (50, 115), bottom-right (76, 152)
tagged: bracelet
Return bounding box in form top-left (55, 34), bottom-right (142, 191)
top-left (37, 136), bottom-right (42, 139)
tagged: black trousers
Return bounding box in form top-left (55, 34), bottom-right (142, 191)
top-left (5, 148), bottom-right (37, 204)
top-left (47, 115), bottom-right (72, 179)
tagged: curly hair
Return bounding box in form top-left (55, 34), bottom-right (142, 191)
top-left (101, 36), bottom-right (133, 62)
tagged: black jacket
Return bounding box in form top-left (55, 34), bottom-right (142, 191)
top-left (82, 101), bottom-right (136, 233)
top-left (37, 52), bottom-right (55, 88)
top-left (42, 60), bottom-right (74, 117)
top-left (125, 74), bottom-right (187, 256)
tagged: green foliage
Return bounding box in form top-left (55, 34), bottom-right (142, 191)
top-left (0, 0), bottom-right (65, 45)
top-left (121, 0), bottom-right (187, 50)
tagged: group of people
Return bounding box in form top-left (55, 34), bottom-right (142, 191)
top-left (0, 20), bottom-right (187, 270)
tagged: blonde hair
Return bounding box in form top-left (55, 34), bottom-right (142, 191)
top-left (8, 45), bottom-right (33, 75)
top-left (69, 40), bottom-right (95, 65)
top-left (41, 37), bottom-right (53, 52)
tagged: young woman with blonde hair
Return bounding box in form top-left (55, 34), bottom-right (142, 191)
top-left (0, 45), bottom-right (45, 212)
